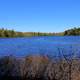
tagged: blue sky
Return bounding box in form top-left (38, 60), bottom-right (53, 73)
top-left (0, 0), bottom-right (80, 32)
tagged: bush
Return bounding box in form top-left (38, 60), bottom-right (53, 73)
top-left (0, 55), bottom-right (80, 80)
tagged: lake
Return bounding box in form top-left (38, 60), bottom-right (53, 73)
top-left (0, 36), bottom-right (80, 58)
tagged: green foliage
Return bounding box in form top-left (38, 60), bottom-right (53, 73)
top-left (0, 28), bottom-right (24, 38)
top-left (0, 28), bottom-right (56, 37)
top-left (1, 27), bottom-right (80, 37)
top-left (64, 27), bottom-right (80, 36)
top-left (23, 32), bottom-right (55, 37)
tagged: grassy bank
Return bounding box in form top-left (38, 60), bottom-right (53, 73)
top-left (0, 55), bottom-right (80, 80)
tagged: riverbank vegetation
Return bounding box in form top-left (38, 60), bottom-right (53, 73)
top-left (0, 27), bottom-right (80, 37)
top-left (0, 55), bottom-right (80, 80)
top-left (0, 28), bottom-right (55, 37)
top-left (64, 27), bottom-right (80, 36)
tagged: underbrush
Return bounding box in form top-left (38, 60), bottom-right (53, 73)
top-left (0, 55), bottom-right (80, 80)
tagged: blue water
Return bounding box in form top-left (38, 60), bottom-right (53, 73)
top-left (0, 36), bottom-right (80, 58)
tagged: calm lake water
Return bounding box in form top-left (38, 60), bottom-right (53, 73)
top-left (0, 36), bottom-right (80, 58)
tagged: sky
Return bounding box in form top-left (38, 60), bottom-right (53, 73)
top-left (0, 0), bottom-right (80, 32)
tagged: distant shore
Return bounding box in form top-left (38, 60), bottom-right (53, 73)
top-left (0, 27), bottom-right (80, 38)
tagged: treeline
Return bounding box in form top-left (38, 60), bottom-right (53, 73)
top-left (0, 28), bottom-right (55, 37)
top-left (1, 27), bottom-right (80, 37)
top-left (0, 28), bottom-right (24, 37)
top-left (64, 27), bottom-right (80, 36)
top-left (23, 32), bottom-right (55, 37)
top-left (55, 27), bottom-right (80, 36)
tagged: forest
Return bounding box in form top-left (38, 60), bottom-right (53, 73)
top-left (0, 28), bottom-right (55, 37)
top-left (64, 27), bottom-right (80, 36)
top-left (0, 27), bottom-right (80, 37)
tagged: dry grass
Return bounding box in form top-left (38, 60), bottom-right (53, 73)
top-left (0, 55), bottom-right (80, 80)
